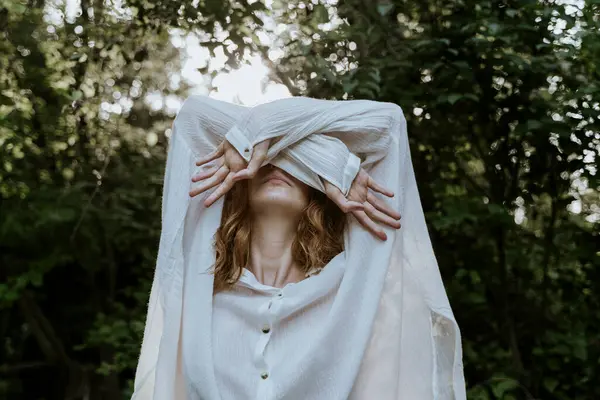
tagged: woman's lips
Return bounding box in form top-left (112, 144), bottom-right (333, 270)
top-left (266, 178), bottom-right (289, 186)
top-left (263, 171), bottom-right (293, 186)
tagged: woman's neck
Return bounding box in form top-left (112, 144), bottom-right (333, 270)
top-left (248, 214), bottom-right (305, 288)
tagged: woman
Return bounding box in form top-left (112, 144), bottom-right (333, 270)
top-left (132, 96), bottom-right (466, 400)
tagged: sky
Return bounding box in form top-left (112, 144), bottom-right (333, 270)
top-left (173, 31), bottom-right (291, 106)
top-left (46, 0), bottom-right (291, 108)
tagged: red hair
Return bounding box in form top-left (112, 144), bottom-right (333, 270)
top-left (212, 180), bottom-right (346, 292)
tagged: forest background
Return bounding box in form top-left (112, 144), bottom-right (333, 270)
top-left (1, 0), bottom-right (599, 399)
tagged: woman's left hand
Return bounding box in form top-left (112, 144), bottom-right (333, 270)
top-left (324, 168), bottom-right (401, 241)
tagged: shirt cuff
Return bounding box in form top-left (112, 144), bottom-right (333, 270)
top-left (225, 126), bottom-right (253, 162)
top-left (342, 153), bottom-right (361, 196)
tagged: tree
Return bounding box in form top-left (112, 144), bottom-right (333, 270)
top-left (0, 0), bottom-right (264, 397)
top-left (1, 0), bottom-right (598, 398)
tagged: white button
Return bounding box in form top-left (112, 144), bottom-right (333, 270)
top-left (261, 324), bottom-right (270, 334)
top-left (277, 292), bottom-right (283, 297)
top-left (261, 371), bottom-right (269, 380)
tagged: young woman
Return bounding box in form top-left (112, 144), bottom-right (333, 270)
top-left (132, 96), bottom-right (465, 400)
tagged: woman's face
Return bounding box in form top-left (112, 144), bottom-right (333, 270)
top-left (248, 164), bottom-right (312, 217)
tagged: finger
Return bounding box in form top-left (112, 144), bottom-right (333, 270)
top-left (195, 143), bottom-right (224, 166)
top-left (367, 176), bottom-right (394, 197)
top-left (364, 202), bottom-right (401, 229)
top-left (342, 200), bottom-right (365, 213)
top-left (352, 210), bottom-right (387, 241)
top-left (204, 173), bottom-right (236, 207)
top-left (367, 192), bottom-right (401, 220)
top-left (191, 160), bottom-right (222, 182)
top-left (326, 186), bottom-right (365, 213)
top-left (232, 141), bottom-right (269, 181)
top-left (189, 165), bottom-right (228, 197)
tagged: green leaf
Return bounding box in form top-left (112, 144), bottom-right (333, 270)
top-left (71, 90), bottom-right (83, 101)
top-left (491, 378), bottom-right (519, 398)
top-left (543, 377), bottom-right (559, 392)
top-left (447, 94), bottom-right (462, 104)
top-left (313, 4), bottom-right (329, 24)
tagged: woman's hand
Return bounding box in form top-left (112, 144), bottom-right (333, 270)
top-left (324, 168), bottom-right (401, 241)
top-left (190, 139), bottom-right (270, 207)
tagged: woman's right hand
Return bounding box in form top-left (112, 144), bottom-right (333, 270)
top-left (190, 139), bottom-right (270, 207)
top-left (324, 168), bottom-right (401, 241)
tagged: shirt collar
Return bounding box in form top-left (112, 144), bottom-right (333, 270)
top-left (237, 268), bottom-right (291, 294)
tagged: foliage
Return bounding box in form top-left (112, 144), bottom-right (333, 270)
top-left (0, 0), bottom-right (598, 399)
top-left (0, 0), bottom-right (263, 398)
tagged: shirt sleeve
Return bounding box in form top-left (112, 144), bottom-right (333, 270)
top-left (283, 134), bottom-right (361, 196)
top-left (224, 96), bottom-right (400, 167)
top-left (133, 115), bottom-right (198, 398)
top-left (224, 96), bottom-right (401, 194)
top-left (134, 95), bottom-right (247, 398)
top-left (178, 95), bottom-right (365, 195)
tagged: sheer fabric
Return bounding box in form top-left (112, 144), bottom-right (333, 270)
top-left (132, 95), bottom-right (466, 400)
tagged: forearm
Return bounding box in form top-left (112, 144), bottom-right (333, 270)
top-left (284, 134), bottom-right (361, 196)
top-left (225, 97), bottom-right (400, 166)
top-left (175, 95), bottom-right (249, 153)
top-left (176, 95), bottom-right (401, 196)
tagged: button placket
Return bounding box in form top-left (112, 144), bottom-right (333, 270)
top-left (253, 291), bottom-right (282, 396)
top-left (260, 290), bottom-right (283, 337)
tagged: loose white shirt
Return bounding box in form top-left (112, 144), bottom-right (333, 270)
top-left (132, 95), bottom-right (466, 400)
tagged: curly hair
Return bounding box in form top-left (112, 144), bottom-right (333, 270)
top-left (212, 180), bottom-right (346, 292)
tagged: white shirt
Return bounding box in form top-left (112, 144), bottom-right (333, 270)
top-left (132, 95), bottom-right (466, 400)
top-left (210, 265), bottom-right (344, 400)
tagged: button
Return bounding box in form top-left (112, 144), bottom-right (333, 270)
top-left (261, 324), bottom-right (270, 334)
top-left (277, 292), bottom-right (283, 297)
top-left (261, 372), bottom-right (269, 380)
top-left (244, 148), bottom-right (250, 153)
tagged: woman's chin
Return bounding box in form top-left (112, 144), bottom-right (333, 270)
top-left (250, 190), bottom-right (306, 215)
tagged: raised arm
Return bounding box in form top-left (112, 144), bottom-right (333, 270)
top-left (190, 95), bottom-right (404, 240)
top-left (176, 95), bottom-right (364, 197)
top-left (190, 95), bottom-right (403, 199)
top-left (224, 96), bottom-right (401, 168)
